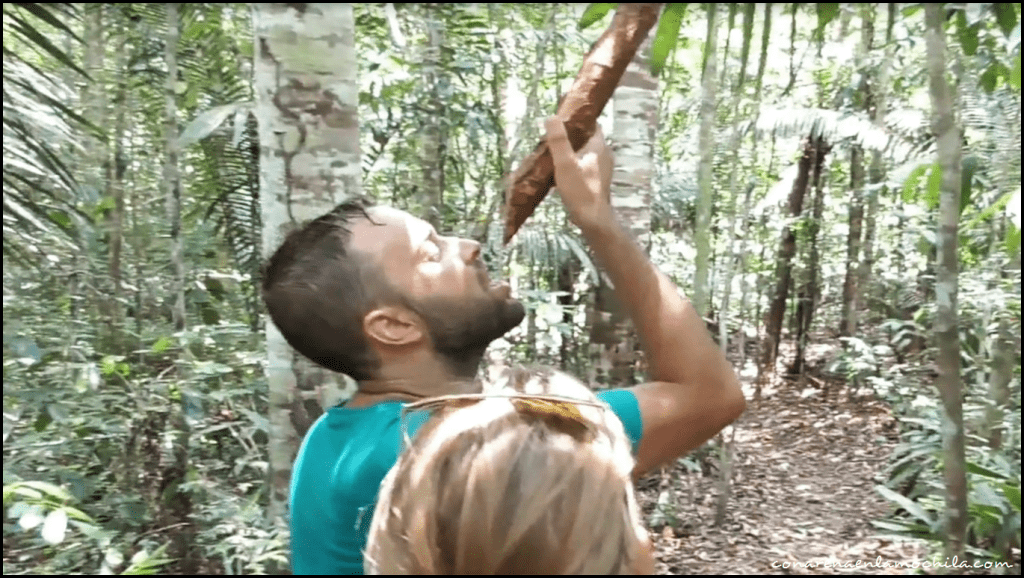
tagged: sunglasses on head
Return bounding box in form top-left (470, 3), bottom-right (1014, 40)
top-left (399, 392), bottom-right (608, 446)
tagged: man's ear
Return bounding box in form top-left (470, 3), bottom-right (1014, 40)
top-left (363, 306), bottom-right (425, 348)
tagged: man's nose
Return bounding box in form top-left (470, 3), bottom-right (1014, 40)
top-left (459, 238), bottom-right (481, 264)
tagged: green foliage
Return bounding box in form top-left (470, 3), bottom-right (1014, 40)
top-left (650, 4), bottom-right (688, 77)
top-left (872, 271), bottom-right (1022, 564)
top-left (814, 4), bottom-right (840, 42)
top-left (578, 3), bottom-right (617, 31)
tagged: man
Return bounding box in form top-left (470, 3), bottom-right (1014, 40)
top-left (262, 118), bottom-right (746, 575)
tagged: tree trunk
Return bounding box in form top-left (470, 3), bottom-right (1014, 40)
top-left (840, 6), bottom-right (873, 337)
top-left (589, 35), bottom-right (658, 386)
top-left (106, 19), bottom-right (128, 350)
top-left (420, 3), bottom-right (446, 230)
top-left (162, 5), bottom-right (194, 573)
top-left (790, 138), bottom-right (830, 376)
top-left (924, 2), bottom-right (966, 562)
top-left (737, 2), bottom-right (772, 371)
top-left (254, 2), bottom-right (362, 528)
top-left (985, 249), bottom-right (1018, 450)
top-left (859, 4), bottom-right (894, 314)
top-left (716, 3), bottom-right (755, 354)
top-left (693, 3), bottom-right (719, 318)
top-left (763, 136), bottom-right (825, 370)
top-left (713, 3), bottom-right (755, 529)
top-left (165, 5), bottom-right (186, 333)
top-left (502, 3), bottom-right (662, 244)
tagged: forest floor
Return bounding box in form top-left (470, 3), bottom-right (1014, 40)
top-left (636, 338), bottom-right (936, 575)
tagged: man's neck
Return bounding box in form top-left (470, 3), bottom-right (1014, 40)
top-left (350, 375), bottom-right (481, 408)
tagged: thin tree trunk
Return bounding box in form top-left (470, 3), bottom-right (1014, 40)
top-left (737, 2), bottom-right (772, 371)
top-left (254, 2), bottom-right (362, 528)
top-left (840, 6), bottom-right (873, 337)
top-left (716, 3), bottom-right (755, 353)
top-left (694, 3), bottom-right (719, 318)
top-left (790, 138), bottom-right (830, 376)
top-left (985, 248), bottom-right (1018, 450)
top-left (924, 2), bottom-right (966, 562)
top-left (107, 17), bottom-right (128, 348)
top-left (163, 5), bottom-right (194, 573)
top-left (763, 136), bottom-right (823, 369)
top-left (859, 5), bottom-right (893, 309)
top-left (420, 3), bottom-right (446, 229)
top-left (165, 6), bottom-right (186, 333)
top-left (713, 5), bottom-right (756, 527)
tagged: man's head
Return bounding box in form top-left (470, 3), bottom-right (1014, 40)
top-left (261, 197), bottom-right (526, 384)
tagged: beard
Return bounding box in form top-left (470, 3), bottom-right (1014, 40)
top-left (405, 291), bottom-right (526, 378)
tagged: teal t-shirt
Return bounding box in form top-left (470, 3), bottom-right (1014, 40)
top-left (289, 389), bottom-right (644, 575)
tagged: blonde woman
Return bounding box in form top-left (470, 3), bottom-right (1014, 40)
top-left (364, 366), bottom-right (656, 575)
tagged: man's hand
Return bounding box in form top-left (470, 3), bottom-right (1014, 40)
top-left (545, 117), bottom-right (615, 233)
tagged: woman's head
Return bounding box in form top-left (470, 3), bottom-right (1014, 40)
top-left (364, 365), bottom-right (654, 574)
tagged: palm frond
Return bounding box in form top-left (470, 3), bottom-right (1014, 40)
top-left (744, 107), bottom-right (916, 159)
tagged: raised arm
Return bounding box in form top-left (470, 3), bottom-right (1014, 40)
top-left (545, 117), bottom-right (746, 477)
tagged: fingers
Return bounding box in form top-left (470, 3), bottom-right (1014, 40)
top-left (545, 117), bottom-right (576, 170)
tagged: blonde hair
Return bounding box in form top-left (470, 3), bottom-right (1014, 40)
top-left (364, 366), bottom-right (648, 574)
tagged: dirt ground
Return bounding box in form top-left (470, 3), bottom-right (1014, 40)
top-left (635, 353), bottom-right (936, 575)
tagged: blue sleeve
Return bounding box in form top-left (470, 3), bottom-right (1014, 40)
top-left (595, 389), bottom-right (644, 455)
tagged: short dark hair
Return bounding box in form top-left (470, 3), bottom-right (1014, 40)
top-left (261, 196), bottom-right (393, 381)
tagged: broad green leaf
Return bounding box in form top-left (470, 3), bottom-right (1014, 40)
top-left (1006, 224), bottom-right (1021, 255)
top-left (994, 3), bottom-right (1018, 37)
top-left (925, 163), bottom-right (942, 210)
top-left (41, 508), bottom-right (68, 545)
top-left (18, 481), bottom-right (73, 502)
top-left (875, 485), bottom-right (937, 527)
top-left (901, 5), bottom-right (923, 18)
top-left (33, 411), bottom-right (53, 433)
top-left (959, 155), bottom-right (977, 216)
top-left (815, 4), bottom-right (841, 40)
top-left (956, 12), bottom-right (979, 56)
top-left (152, 336), bottom-right (173, 353)
top-left (1010, 54), bottom-right (1021, 91)
top-left (578, 3), bottom-right (617, 31)
top-left (1003, 484), bottom-right (1021, 511)
top-left (902, 163), bottom-right (930, 203)
top-left (980, 63), bottom-right (1002, 92)
top-left (651, 4), bottom-right (687, 77)
top-left (966, 461), bottom-right (1009, 480)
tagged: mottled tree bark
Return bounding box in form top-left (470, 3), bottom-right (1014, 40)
top-left (162, 5), bottom-right (194, 573)
top-left (254, 2), bottom-right (362, 526)
top-left (840, 6), bottom-right (873, 337)
top-left (924, 2), bottom-right (966, 562)
top-left (502, 3), bottom-right (662, 244)
top-left (420, 3), bottom-right (447, 229)
top-left (693, 3), bottom-right (719, 318)
top-left (589, 35), bottom-right (658, 386)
